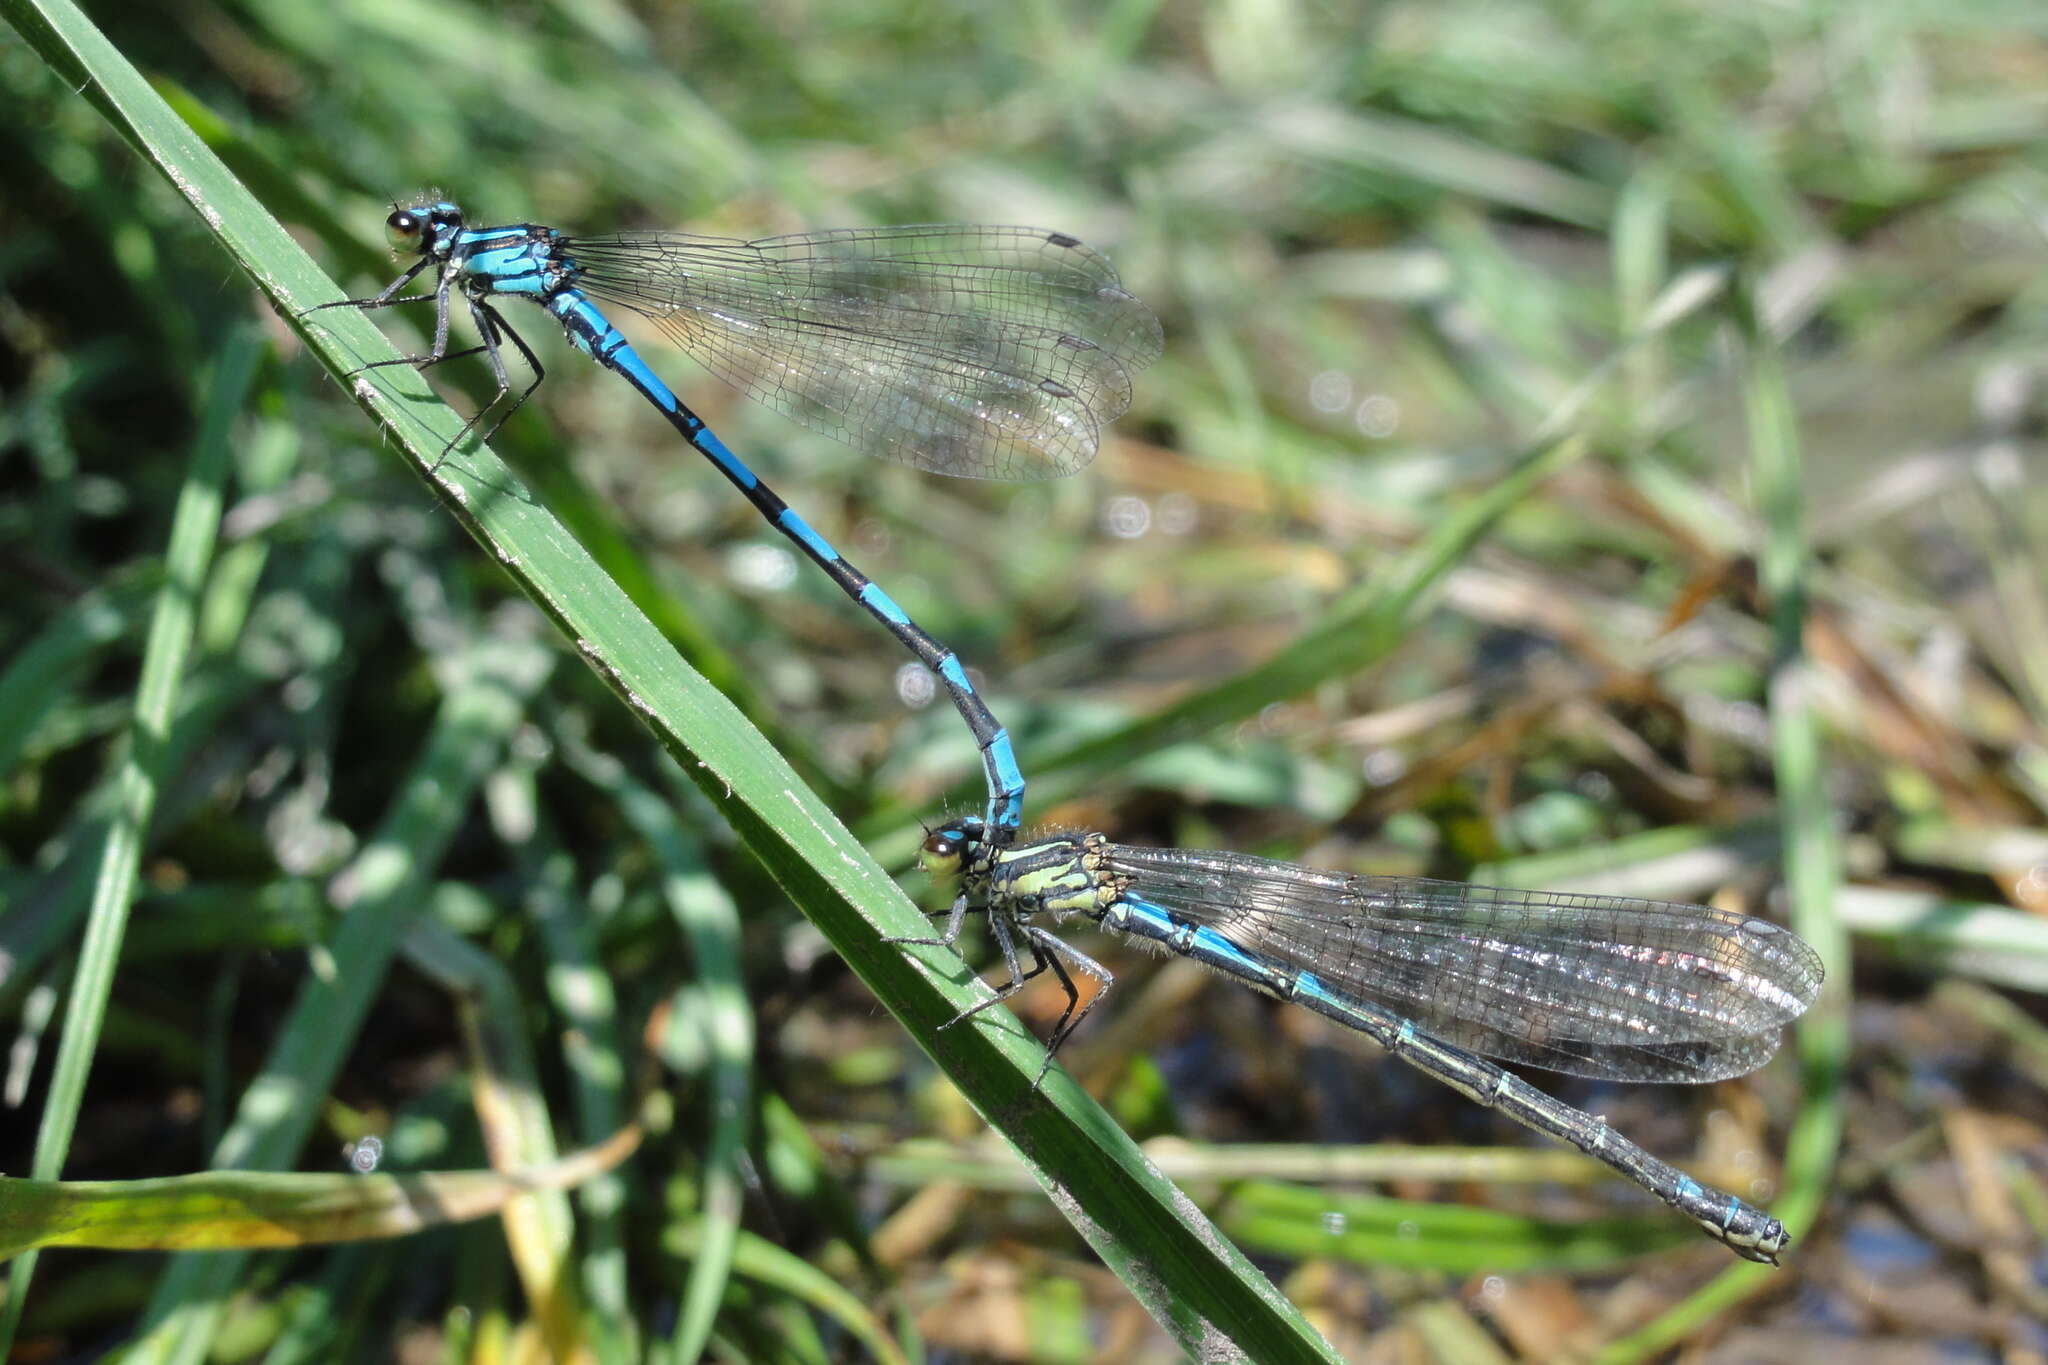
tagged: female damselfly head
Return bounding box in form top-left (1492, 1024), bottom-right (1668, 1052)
top-left (383, 201), bottom-right (464, 256)
top-left (918, 819), bottom-right (988, 880)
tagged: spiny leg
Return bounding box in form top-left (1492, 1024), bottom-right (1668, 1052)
top-left (421, 297), bottom-right (517, 463)
top-left (311, 265), bottom-right (482, 376)
top-left (936, 925), bottom-right (1056, 1032)
top-left (424, 267), bottom-right (455, 363)
top-left (883, 888), bottom-right (975, 950)
top-left (984, 899), bottom-right (1027, 998)
top-left (367, 298), bottom-right (547, 467)
top-left (926, 920), bottom-right (1114, 1090)
top-left (460, 298), bottom-right (545, 449)
top-left (1022, 926), bottom-right (1113, 1083)
top-left (301, 263), bottom-right (488, 385)
top-left (300, 256), bottom-right (433, 317)
top-left (308, 291), bottom-right (441, 325)
top-left (346, 343), bottom-right (491, 377)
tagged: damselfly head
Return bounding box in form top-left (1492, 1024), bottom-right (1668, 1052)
top-left (918, 826), bottom-right (971, 881)
top-left (918, 820), bottom-right (987, 881)
top-left (383, 201), bottom-right (464, 256)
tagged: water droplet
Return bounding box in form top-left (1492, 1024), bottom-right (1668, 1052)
top-left (1362, 749), bottom-right (1407, 785)
top-left (346, 1135), bottom-right (383, 1173)
top-left (895, 662), bottom-right (936, 709)
top-left (1356, 394), bottom-right (1400, 439)
top-left (1309, 370), bottom-right (1354, 414)
top-left (1100, 494), bottom-right (1152, 539)
top-left (729, 542), bottom-right (798, 591)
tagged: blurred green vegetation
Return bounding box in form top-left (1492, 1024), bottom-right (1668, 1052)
top-left (4, 0), bottom-right (2048, 1360)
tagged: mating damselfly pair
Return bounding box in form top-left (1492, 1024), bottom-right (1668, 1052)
top-left (315, 199), bottom-right (1822, 1262)
top-left (311, 199), bottom-right (1164, 841)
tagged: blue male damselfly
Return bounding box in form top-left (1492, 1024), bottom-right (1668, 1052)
top-left (311, 201), bottom-right (1161, 842)
top-left (914, 818), bottom-right (1824, 1263)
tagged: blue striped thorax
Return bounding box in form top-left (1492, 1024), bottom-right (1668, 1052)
top-left (455, 226), bottom-right (575, 299)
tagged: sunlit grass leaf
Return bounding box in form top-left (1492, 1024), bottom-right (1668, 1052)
top-left (0, 1128), bottom-right (640, 1258)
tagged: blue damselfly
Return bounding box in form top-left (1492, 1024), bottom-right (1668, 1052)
top-left (914, 819), bottom-right (1823, 1263)
top-left (311, 201), bottom-right (1161, 841)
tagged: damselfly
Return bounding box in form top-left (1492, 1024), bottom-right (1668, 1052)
top-left (913, 819), bottom-right (1824, 1263)
top-left (311, 201), bottom-right (1162, 842)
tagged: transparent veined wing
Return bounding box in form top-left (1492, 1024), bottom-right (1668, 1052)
top-left (568, 225), bottom-right (1162, 480)
top-left (1100, 843), bottom-right (1823, 1083)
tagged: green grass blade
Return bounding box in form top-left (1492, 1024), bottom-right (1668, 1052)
top-left (0, 329), bottom-right (255, 1354)
top-left (504, 820), bottom-right (635, 1363)
top-left (0, 1134), bottom-right (638, 1258)
top-left (403, 920), bottom-right (587, 1361)
top-left (562, 738), bottom-right (755, 1365)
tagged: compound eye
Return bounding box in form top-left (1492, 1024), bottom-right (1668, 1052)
top-left (383, 210), bottom-right (423, 251)
top-left (917, 830), bottom-right (970, 878)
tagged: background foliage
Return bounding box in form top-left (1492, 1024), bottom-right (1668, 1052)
top-left (4, 0), bottom-right (2047, 1360)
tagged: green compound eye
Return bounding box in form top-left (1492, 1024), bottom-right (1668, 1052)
top-left (918, 830), bottom-right (966, 878)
